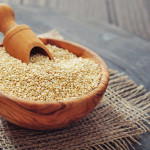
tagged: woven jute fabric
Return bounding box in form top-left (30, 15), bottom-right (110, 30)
top-left (0, 30), bottom-right (150, 150)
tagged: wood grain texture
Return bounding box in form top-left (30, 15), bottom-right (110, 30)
top-left (15, 0), bottom-right (150, 40)
top-left (0, 4), bottom-right (53, 63)
top-left (20, 0), bottom-right (109, 23)
top-left (111, 0), bottom-right (150, 40)
top-left (0, 38), bottom-right (109, 130)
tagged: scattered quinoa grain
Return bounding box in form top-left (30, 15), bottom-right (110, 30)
top-left (0, 45), bottom-right (101, 102)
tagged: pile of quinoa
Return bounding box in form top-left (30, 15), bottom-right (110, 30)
top-left (0, 45), bottom-right (101, 102)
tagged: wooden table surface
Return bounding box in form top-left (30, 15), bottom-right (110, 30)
top-left (0, 4), bottom-right (150, 150)
top-left (1, 0), bottom-right (150, 40)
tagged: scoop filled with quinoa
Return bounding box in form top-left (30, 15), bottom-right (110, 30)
top-left (0, 44), bottom-right (101, 102)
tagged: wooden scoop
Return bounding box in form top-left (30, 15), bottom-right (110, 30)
top-left (0, 4), bottom-right (54, 64)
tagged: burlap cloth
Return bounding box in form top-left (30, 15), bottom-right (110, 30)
top-left (0, 30), bottom-right (150, 150)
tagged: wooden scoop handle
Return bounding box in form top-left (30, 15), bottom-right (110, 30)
top-left (0, 4), bottom-right (54, 63)
top-left (0, 4), bottom-right (18, 35)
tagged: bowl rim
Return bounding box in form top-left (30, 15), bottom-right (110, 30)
top-left (0, 38), bottom-right (109, 105)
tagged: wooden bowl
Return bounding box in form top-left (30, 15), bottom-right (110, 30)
top-left (0, 38), bottom-right (109, 130)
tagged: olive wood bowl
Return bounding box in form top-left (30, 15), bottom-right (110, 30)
top-left (0, 38), bottom-right (109, 130)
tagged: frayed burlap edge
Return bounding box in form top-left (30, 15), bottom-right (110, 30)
top-left (39, 31), bottom-right (150, 149)
top-left (94, 70), bottom-right (150, 150)
top-left (40, 31), bottom-right (150, 149)
top-left (108, 70), bottom-right (150, 132)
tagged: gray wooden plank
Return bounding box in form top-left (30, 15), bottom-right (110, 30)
top-left (104, 0), bottom-right (150, 40)
top-left (134, 0), bottom-right (145, 38)
top-left (1, 0), bottom-right (150, 40)
top-left (130, 0), bottom-right (147, 38)
top-left (0, 0), bottom-right (21, 5)
top-left (106, 0), bottom-right (119, 26)
top-left (112, 0), bottom-right (150, 40)
top-left (21, 0), bottom-right (36, 5)
top-left (125, 0), bottom-right (139, 34)
top-left (114, 0), bottom-right (135, 33)
top-left (21, 0), bottom-right (109, 23)
top-left (0, 0), bottom-right (9, 3)
top-left (138, 0), bottom-right (150, 39)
